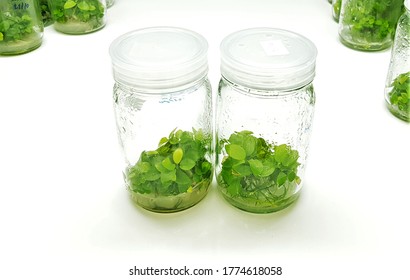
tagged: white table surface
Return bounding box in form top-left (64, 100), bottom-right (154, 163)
top-left (1, 0), bottom-right (409, 279)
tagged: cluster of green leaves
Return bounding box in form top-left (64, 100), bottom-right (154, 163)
top-left (40, 0), bottom-right (53, 26)
top-left (218, 131), bottom-right (301, 203)
top-left (342, 0), bottom-right (402, 43)
top-left (388, 71), bottom-right (410, 121)
top-left (0, 10), bottom-right (35, 42)
top-left (127, 128), bottom-right (212, 196)
top-left (51, 0), bottom-right (105, 25)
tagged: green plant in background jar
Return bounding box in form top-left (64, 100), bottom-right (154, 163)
top-left (332, 0), bottom-right (342, 22)
top-left (386, 72), bottom-right (410, 122)
top-left (0, 0), bottom-right (43, 55)
top-left (126, 128), bottom-right (213, 212)
top-left (217, 131), bottom-right (301, 213)
top-left (48, 0), bottom-right (106, 34)
top-left (338, 0), bottom-right (404, 51)
top-left (40, 0), bottom-right (53, 26)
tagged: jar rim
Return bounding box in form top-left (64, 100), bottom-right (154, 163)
top-left (109, 26), bottom-right (209, 90)
top-left (220, 28), bottom-right (317, 90)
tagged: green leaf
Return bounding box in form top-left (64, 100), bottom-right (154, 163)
top-left (243, 135), bottom-right (257, 156)
top-left (248, 159), bottom-right (263, 176)
top-left (161, 170), bottom-right (176, 184)
top-left (287, 171), bottom-right (297, 182)
top-left (176, 169), bottom-right (191, 185)
top-left (276, 172), bottom-right (287, 186)
top-left (138, 162), bottom-right (151, 173)
top-left (201, 161), bottom-right (211, 173)
top-left (274, 144), bottom-right (289, 163)
top-left (227, 181), bottom-right (241, 196)
top-left (0, 32), bottom-right (3, 41)
top-left (232, 163), bottom-right (252, 176)
top-left (185, 148), bottom-right (200, 162)
top-left (226, 144), bottom-right (246, 160)
top-left (64, 0), bottom-right (77, 9)
top-left (180, 158), bottom-right (196, 170)
top-left (145, 169), bottom-right (161, 181)
top-left (162, 157), bottom-right (175, 171)
top-left (158, 137), bottom-right (168, 146)
top-left (173, 148), bottom-right (183, 164)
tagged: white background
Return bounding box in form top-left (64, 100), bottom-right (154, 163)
top-left (1, 0), bottom-right (409, 279)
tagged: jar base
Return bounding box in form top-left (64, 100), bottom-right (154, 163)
top-left (218, 190), bottom-right (300, 214)
top-left (386, 104), bottom-right (410, 122)
top-left (53, 20), bottom-right (105, 35)
top-left (339, 35), bottom-right (391, 52)
top-left (0, 34), bottom-right (42, 55)
top-left (129, 185), bottom-right (210, 213)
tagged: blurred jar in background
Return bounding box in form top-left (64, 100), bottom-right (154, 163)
top-left (338, 0), bottom-right (403, 51)
top-left (48, 0), bottom-right (106, 34)
top-left (385, 0), bottom-right (410, 122)
top-left (332, 0), bottom-right (342, 22)
top-left (40, 0), bottom-right (53, 26)
top-left (0, 0), bottom-right (43, 55)
top-left (106, 0), bottom-right (114, 8)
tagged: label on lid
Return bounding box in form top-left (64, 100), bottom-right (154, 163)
top-left (259, 39), bottom-right (289, 56)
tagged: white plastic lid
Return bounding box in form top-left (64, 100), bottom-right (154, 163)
top-left (109, 27), bottom-right (208, 90)
top-left (405, 0), bottom-right (410, 10)
top-left (220, 28), bottom-right (317, 91)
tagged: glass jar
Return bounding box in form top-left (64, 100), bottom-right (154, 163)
top-left (385, 0), bottom-right (410, 122)
top-left (338, 0), bottom-right (403, 51)
top-left (109, 27), bottom-right (213, 213)
top-left (48, 0), bottom-right (106, 34)
top-left (0, 0), bottom-right (43, 55)
top-left (332, 0), bottom-right (342, 22)
top-left (216, 28), bottom-right (317, 213)
top-left (40, 0), bottom-right (53, 26)
top-left (106, 0), bottom-right (114, 8)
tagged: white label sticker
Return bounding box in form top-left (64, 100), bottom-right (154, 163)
top-left (260, 40), bottom-right (289, 56)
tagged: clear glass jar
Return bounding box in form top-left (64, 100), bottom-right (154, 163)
top-left (332, 0), bottom-right (342, 22)
top-left (385, 0), bottom-right (410, 122)
top-left (216, 28), bottom-right (317, 213)
top-left (0, 0), bottom-right (43, 55)
top-left (40, 0), bottom-right (53, 26)
top-left (338, 0), bottom-right (403, 51)
top-left (48, 0), bottom-right (106, 34)
top-left (109, 27), bottom-right (213, 213)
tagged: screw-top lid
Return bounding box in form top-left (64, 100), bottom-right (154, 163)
top-left (109, 27), bottom-right (208, 91)
top-left (220, 28), bottom-right (317, 91)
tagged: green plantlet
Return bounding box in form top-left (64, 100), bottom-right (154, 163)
top-left (340, 0), bottom-right (403, 50)
top-left (0, 1), bottom-right (43, 55)
top-left (0, 11), bottom-right (35, 43)
top-left (126, 128), bottom-right (212, 199)
top-left (387, 71), bottom-right (410, 122)
top-left (49, 0), bottom-right (105, 34)
top-left (217, 131), bottom-right (301, 212)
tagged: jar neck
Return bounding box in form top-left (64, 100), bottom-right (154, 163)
top-left (115, 76), bottom-right (209, 95)
top-left (220, 76), bottom-right (313, 97)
